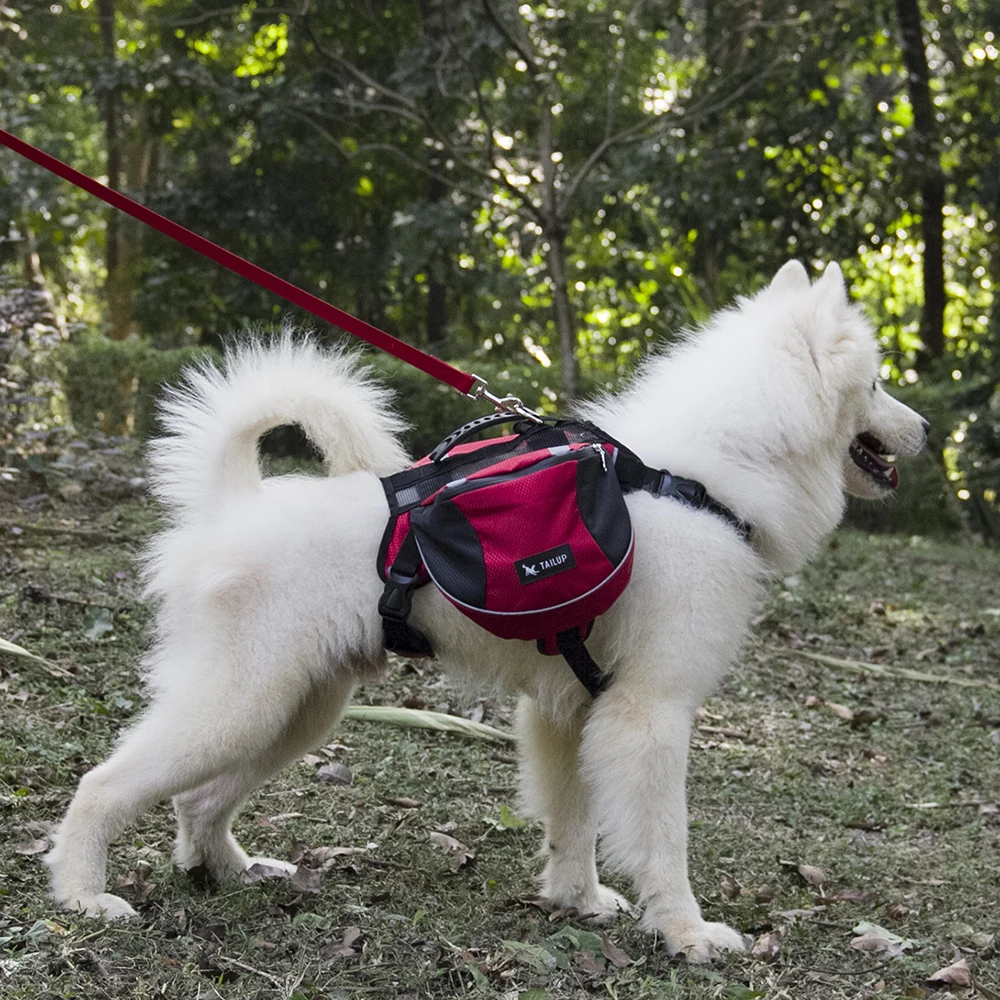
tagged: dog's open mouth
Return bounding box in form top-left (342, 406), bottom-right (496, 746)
top-left (850, 432), bottom-right (899, 489)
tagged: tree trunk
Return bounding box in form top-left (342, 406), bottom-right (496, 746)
top-left (895, 0), bottom-right (945, 362)
top-left (97, 0), bottom-right (131, 341)
top-left (547, 226), bottom-right (577, 401)
top-left (425, 170), bottom-right (449, 346)
top-left (538, 102), bottom-right (578, 401)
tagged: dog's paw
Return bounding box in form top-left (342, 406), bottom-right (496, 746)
top-left (578, 885), bottom-right (638, 924)
top-left (63, 892), bottom-right (139, 920)
top-left (540, 883), bottom-right (637, 924)
top-left (647, 916), bottom-right (746, 964)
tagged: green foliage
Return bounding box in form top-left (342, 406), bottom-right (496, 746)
top-left (59, 332), bottom-right (214, 438)
top-left (3, 0), bottom-right (1000, 534)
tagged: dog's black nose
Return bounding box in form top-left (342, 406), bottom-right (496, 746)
top-left (921, 418), bottom-right (931, 436)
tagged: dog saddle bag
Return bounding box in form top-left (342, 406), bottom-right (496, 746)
top-left (377, 414), bottom-right (750, 697)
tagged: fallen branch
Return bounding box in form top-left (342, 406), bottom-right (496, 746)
top-left (697, 724), bottom-right (751, 740)
top-left (0, 636), bottom-right (74, 679)
top-left (217, 954), bottom-right (284, 987)
top-left (343, 704), bottom-right (514, 743)
top-left (0, 518), bottom-right (135, 544)
top-left (904, 799), bottom-right (994, 810)
top-left (767, 646), bottom-right (1000, 693)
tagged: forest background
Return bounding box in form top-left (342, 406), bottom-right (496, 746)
top-left (0, 0), bottom-right (998, 536)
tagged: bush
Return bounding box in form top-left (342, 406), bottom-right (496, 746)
top-left (60, 334), bottom-right (215, 439)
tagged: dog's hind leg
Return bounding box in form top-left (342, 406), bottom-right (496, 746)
top-left (46, 666), bottom-right (356, 919)
top-left (172, 672), bottom-right (355, 878)
top-left (516, 697), bottom-right (633, 922)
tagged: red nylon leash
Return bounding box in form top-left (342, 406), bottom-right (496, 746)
top-left (0, 126), bottom-right (490, 400)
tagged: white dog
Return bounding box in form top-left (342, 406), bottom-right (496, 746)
top-left (46, 261), bottom-right (927, 962)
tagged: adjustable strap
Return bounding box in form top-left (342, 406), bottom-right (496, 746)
top-left (550, 627), bottom-right (611, 699)
top-left (378, 533), bottom-right (434, 658)
top-left (612, 449), bottom-right (751, 543)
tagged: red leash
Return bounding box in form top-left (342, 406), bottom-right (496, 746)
top-left (0, 127), bottom-right (536, 415)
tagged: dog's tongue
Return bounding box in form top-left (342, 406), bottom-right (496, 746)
top-left (856, 437), bottom-right (899, 488)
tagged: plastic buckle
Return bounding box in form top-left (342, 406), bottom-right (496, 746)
top-left (673, 478), bottom-right (707, 507)
top-left (378, 573), bottom-right (418, 622)
top-left (656, 471), bottom-right (674, 495)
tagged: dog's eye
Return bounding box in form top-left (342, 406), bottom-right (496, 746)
top-left (871, 379), bottom-right (878, 392)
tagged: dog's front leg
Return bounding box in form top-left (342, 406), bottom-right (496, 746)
top-left (516, 696), bottom-right (633, 922)
top-left (580, 685), bottom-right (746, 963)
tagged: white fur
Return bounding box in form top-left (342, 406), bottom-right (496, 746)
top-left (46, 265), bottom-right (926, 962)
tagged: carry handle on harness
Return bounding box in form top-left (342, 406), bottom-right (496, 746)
top-left (426, 412), bottom-right (545, 462)
top-left (0, 127), bottom-right (540, 421)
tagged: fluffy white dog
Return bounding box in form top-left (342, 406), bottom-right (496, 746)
top-left (47, 261), bottom-right (927, 962)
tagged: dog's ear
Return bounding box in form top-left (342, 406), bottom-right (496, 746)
top-left (768, 260), bottom-right (810, 295)
top-left (802, 260), bottom-right (871, 377)
top-left (816, 261), bottom-right (848, 305)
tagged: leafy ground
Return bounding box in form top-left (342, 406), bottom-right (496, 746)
top-left (1, 453), bottom-right (999, 1000)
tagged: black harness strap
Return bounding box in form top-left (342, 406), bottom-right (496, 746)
top-left (378, 533), bottom-right (434, 658)
top-left (611, 450), bottom-right (752, 543)
top-left (553, 627), bottom-right (611, 698)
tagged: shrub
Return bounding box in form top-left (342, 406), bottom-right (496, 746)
top-left (60, 334), bottom-right (215, 439)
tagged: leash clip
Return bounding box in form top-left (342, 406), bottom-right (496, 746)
top-left (466, 373), bottom-right (543, 423)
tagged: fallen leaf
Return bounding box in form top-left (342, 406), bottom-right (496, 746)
top-left (798, 863), bottom-right (827, 886)
top-left (751, 930), bottom-right (781, 961)
top-left (970, 931), bottom-right (996, 950)
top-left (850, 921), bottom-right (916, 956)
top-left (113, 867), bottom-right (155, 901)
top-left (850, 933), bottom-right (904, 957)
top-left (573, 950), bottom-right (605, 975)
top-left (321, 925), bottom-right (363, 960)
top-left (83, 607), bottom-right (114, 642)
top-left (242, 862), bottom-right (293, 884)
top-left (385, 796), bottom-right (420, 808)
top-left (290, 866), bottom-right (323, 893)
top-left (14, 833), bottom-right (50, 856)
top-left (601, 933), bottom-right (632, 968)
top-left (825, 701), bottom-right (854, 721)
top-left (315, 762), bottom-right (353, 785)
top-left (720, 877), bottom-right (741, 899)
top-left (927, 955), bottom-right (972, 988)
top-left (429, 831), bottom-right (475, 870)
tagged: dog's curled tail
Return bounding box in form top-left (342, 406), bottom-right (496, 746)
top-left (148, 334), bottom-right (409, 518)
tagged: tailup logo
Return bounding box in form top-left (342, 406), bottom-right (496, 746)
top-left (516, 544), bottom-right (576, 585)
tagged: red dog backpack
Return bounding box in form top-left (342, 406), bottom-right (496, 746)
top-left (377, 415), bottom-right (749, 696)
